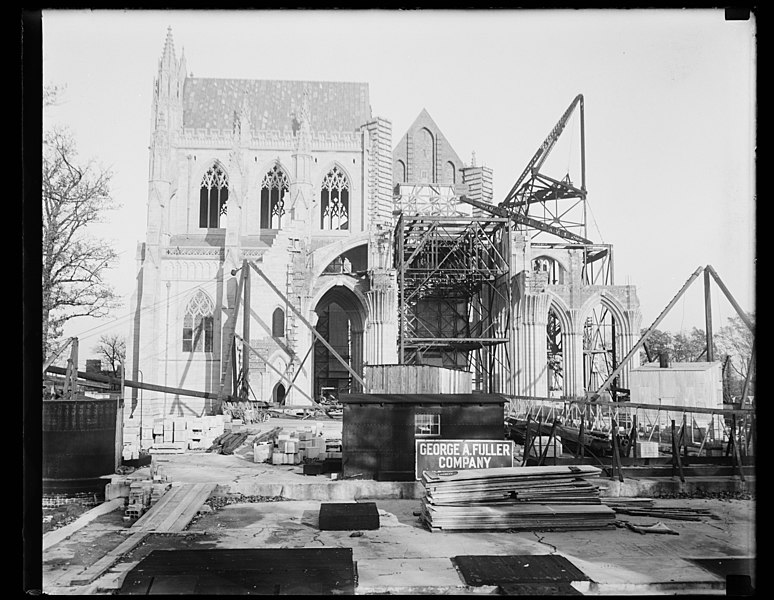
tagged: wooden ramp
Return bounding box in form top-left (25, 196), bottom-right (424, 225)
top-left (131, 482), bottom-right (215, 533)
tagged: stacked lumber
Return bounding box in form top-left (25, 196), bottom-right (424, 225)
top-left (420, 466), bottom-right (616, 532)
top-left (207, 431), bottom-right (249, 455)
top-left (601, 498), bottom-right (718, 521)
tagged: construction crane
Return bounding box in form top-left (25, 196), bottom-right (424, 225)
top-left (501, 94), bottom-right (586, 211)
top-left (459, 94), bottom-right (590, 245)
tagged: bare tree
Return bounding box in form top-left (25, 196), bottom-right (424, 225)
top-left (94, 333), bottom-right (126, 377)
top-left (42, 125), bottom-right (121, 356)
top-left (715, 313), bottom-right (755, 396)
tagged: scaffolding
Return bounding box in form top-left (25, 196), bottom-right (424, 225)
top-left (394, 214), bottom-right (512, 393)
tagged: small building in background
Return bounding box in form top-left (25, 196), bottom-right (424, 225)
top-left (628, 361), bottom-right (724, 432)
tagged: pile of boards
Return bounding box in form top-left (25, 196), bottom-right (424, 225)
top-left (420, 465), bottom-right (616, 532)
top-left (602, 498), bottom-right (718, 521)
top-left (207, 431), bottom-right (249, 455)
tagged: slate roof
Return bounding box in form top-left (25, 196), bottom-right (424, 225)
top-left (182, 78), bottom-right (371, 133)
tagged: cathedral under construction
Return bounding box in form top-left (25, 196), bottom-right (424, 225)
top-left (128, 28), bottom-right (642, 419)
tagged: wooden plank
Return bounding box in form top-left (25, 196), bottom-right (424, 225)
top-left (154, 483), bottom-right (210, 532)
top-left (166, 483), bottom-right (216, 532)
top-left (131, 484), bottom-right (190, 532)
top-left (70, 532), bottom-right (148, 586)
top-left (135, 483), bottom-right (200, 532)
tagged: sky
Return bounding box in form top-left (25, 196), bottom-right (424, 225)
top-left (40, 8), bottom-right (756, 358)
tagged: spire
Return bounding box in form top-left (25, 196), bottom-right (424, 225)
top-left (471, 150), bottom-right (477, 167)
top-left (294, 87), bottom-right (312, 154)
top-left (160, 25), bottom-right (176, 68)
top-left (178, 46), bottom-right (188, 81)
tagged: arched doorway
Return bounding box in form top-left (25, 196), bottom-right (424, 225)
top-left (547, 307), bottom-right (563, 397)
top-left (582, 300), bottom-right (624, 396)
top-left (273, 382), bottom-right (287, 406)
top-left (313, 285), bottom-right (366, 400)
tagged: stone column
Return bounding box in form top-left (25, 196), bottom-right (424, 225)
top-left (620, 307), bottom-right (643, 389)
top-left (515, 292), bottom-right (551, 397)
top-left (563, 309), bottom-right (584, 398)
top-left (364, 269), bottom-right (399, 366)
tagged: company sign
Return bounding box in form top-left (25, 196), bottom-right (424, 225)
top-left (415, 439), bottom-right (514, 479)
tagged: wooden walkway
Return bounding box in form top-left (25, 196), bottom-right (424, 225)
top-left (68, 482), bottom-right (215, 587)
top-left (132, 482), bottom-right (216, 533)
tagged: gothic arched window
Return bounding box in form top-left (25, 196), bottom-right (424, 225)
top-left (182, 290), bottom-right (214, 352)
top-left (320, 166), bottom-right (350, 231)
top-left (272, 307), bottom-right (285, 337)
top-left (445, 161), bottom-right (456, 184)
top-left (396, 159), bottom-right (406, 184)
top-left (532, 256), bottom-right (565, 285)
top-left (260, 164), bottom-right (290, 230)
top-left (199, 164), bottom-right (229, 228)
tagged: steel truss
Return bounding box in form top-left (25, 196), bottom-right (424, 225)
top-left (500, 94), bottom-right (587, 244)
top-left (395, 214), bottom-right (513, 393)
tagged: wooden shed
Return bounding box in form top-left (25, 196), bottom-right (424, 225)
top-left (629, 361), bottom-right (724, 428)
top-left (339, 393), bottom-right (507, 481)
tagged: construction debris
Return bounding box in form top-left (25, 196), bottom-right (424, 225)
top-left (221, 400), bottom-right (270, 424)
top-left (625, 521), bottom-right (679, 535)
top-left (603, 499), bottom-right (719, 522)
top-left (207, 431), bottom-right (250, 455)
top-left (419, 466), bottom-right (616, 532)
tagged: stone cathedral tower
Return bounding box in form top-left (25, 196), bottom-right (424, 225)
top-left (128, 28), bottom-right (396, 419)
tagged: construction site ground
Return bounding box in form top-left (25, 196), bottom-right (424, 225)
top-left (40, 417), bottom-right (757, 595)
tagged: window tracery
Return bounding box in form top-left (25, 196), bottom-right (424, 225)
top-left (199, 164), bottom-right (229, 228)
top-left (260, 164), bottom-right (290, 229)
top-left (182, 290), bottom-right (214, 352)
top-left (320, 166), bottom-right (350, 230)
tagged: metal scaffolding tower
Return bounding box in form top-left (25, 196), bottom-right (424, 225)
top-left (394, 214), bottom-right (512, 393)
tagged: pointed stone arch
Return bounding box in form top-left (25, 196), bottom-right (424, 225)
top-left (310, 235), bottom-right (370, 280)
top-left (310, 276), bottom-right (368, 396)
top-left (198, 160), bottom-right (230, 228)
top-left (318, 162), bottom-right (352, 231)
top-left (258, 161), bottom-right (290, 230)
top-left (545, 291), bottom-right (580, 397)
top-left (532, 254), bottom-right (569, 285)
top-left (577, 290), bottom-right (633, 393)
top-left (182, 288), bottom-right (215, 353)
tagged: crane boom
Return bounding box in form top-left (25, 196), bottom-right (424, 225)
top-left (502, 94), bottom-right (584, 208)
top-left (458, 195), bottom-right (593, 245)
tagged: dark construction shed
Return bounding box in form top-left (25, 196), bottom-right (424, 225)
top-left (339, 393), bottom-right (507, 481)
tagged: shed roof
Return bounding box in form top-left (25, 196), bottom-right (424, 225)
top-left (340, 393), bottom-right (507, 405)
top-left (182, 78), bottom-right (371, 132)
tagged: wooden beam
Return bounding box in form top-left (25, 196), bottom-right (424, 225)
top-left (218, 262), bottom-right (248, 401)
top-left (45, 366), bottom-right (241, 402)
top-left (248, 262), bottom-right (368, 391)
top-left (234, 333), bottom-right (317, 405)
top-left (594, 266), bottom-right (704, 396)
top-left (705, 265), bottom-right (754, 332)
